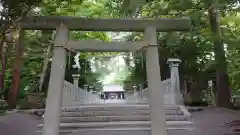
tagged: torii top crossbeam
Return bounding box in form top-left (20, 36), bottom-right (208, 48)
top-left (20, 16), bottom-right (191, 32)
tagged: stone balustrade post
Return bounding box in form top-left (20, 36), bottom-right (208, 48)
top-left (120, 92), bottom-right (123, 99)
top-left (133, 85), bottom-right (138, 94)
top-left (103, 92), bottom-right (106, 100)
top-left (133, 85), bottom-right (138, 101)
top-left (90, 85), bottom-right (94, 91)
top-left (83, 84), bottom-right (88, 91)
top-left (167, 58), bottom-right (183, 105)
top-left (83, 84), bottom-right (89, 103)
top-left (72, 74), bottom-right (80, 86)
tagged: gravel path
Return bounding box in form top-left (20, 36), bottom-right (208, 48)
top-left (0, 107), bottom-right (239, 135)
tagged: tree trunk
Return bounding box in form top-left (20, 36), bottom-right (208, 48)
top-left (8, 29), bottom-right (24, 108)
top-left (38, 44), bottom-right (52, 92)
top-left (1, 31), bottom-right (14, 100)
top-left (189, 82), bottom-right (202, 104)
top-left (38, 31), bottom-right (53, 92)
top-left (208, 0), bottom-right (231, 108)
top-left (185, 77), bottom-right (202, 105)
top-left (0, 36), bottom-right (5, 95)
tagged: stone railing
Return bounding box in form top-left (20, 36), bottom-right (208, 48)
top-left (126, 79), bottom-right (172, 104)
top-left (63, 56), bottom-right (182, 106)
top-left (138, 88), bottom-right (149, 103)
top-left (125, 58), bottom-right (183, 105)
top-left (62, 81), bottom-right (102, 106)
top-left (138, 79), bottom-right (172, 103)
top-left (162, 79), bottom-right (171, 93)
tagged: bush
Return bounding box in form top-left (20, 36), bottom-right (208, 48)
top-left (18, 93), bottom-right (45, 110)
top-left (184, 93), bottom-right (209, 106)
top-left (0, 99), bottom-right (8, 115)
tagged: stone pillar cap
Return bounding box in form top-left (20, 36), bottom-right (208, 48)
top-left (167, 58), bottom-right (181, 63)
top-left (167, 58), bottom-right (181, 67)
top-left (72, 74), bottom-right (80, 78)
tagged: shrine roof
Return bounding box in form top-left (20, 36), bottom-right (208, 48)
top-left (103, 84), bottom-right (125, 92)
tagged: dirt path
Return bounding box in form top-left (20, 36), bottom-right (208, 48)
top-left (0, 108), bottom-right (239, 135)
top-left (190, 108), bottom-right (240, 135)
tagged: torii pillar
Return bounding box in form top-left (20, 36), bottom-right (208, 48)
top-left (42, 24), bottom-right (68, 135)
top-left (144, 27), bottom-right (167, 135)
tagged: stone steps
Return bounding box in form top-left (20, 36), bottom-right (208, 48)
top-left (59, 104), bottom-right (188, 122)
top-left (61, 104), bottom-right (184, 116)
top-left (37, 121), bottom-right (194, 131)
top-left (36, 127), bottom-right (196, 135)
top-left (61, 109), bottom-right (183, 116)
top-left (39, 104), bottom-right (192, 134)
top-left (61, 104), bottom-right (180, 112)
top-left (60, 115), bottom-right (188, 122)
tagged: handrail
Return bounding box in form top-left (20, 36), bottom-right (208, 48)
top-left (63, 78), bottom-right (175, 105)
top-left (126, 79), bottom-right (171, 103)
top-left (62, 81), bottom-right (102, 106)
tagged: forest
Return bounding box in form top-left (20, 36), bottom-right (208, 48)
top-left (0, 0), bottom-right (239, 109)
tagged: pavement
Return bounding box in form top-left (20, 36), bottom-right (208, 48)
top-left (0, 107), bottom-right (239, 135)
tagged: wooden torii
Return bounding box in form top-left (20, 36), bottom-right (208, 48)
top-left (20, 16), bottom-right (191, 135)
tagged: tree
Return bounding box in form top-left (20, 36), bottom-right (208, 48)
top-left (0, 0), bottom-right (42, 107)
top-left (8, 29), bottom-right (24, 108)
top-left (112, 0), bottom-right (240, 106)
top-left (208, 0), bottom-right (231, 107)
top-left (1, 0), bottom-right (239, 108)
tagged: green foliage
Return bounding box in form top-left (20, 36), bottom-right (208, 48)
top-left (0, 99), bottom-right (7, 115)
top-left (124, 55), bottom-right (146, 89)
top-left (1, 0), bottom-right (240, 106)
top-left (112, 0), bottom-right (240, 102)
top-left (2, 0), bottom-right (121, 100)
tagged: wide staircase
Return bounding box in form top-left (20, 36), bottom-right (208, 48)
top-left (37, 104), bottom-right (193, 135)
top-left (37, 79), bottom-right (193, 135)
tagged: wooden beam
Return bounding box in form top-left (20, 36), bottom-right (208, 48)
top-left (64, 40), bottom-right (147, 52)
top-left (20, 16), bottom-right (191, 32)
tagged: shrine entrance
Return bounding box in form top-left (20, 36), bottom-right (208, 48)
top-left (20, 16), bottom-right (190, 135)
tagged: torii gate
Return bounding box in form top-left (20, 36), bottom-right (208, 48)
top-left (20, 16), bottom-right (191, 135)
